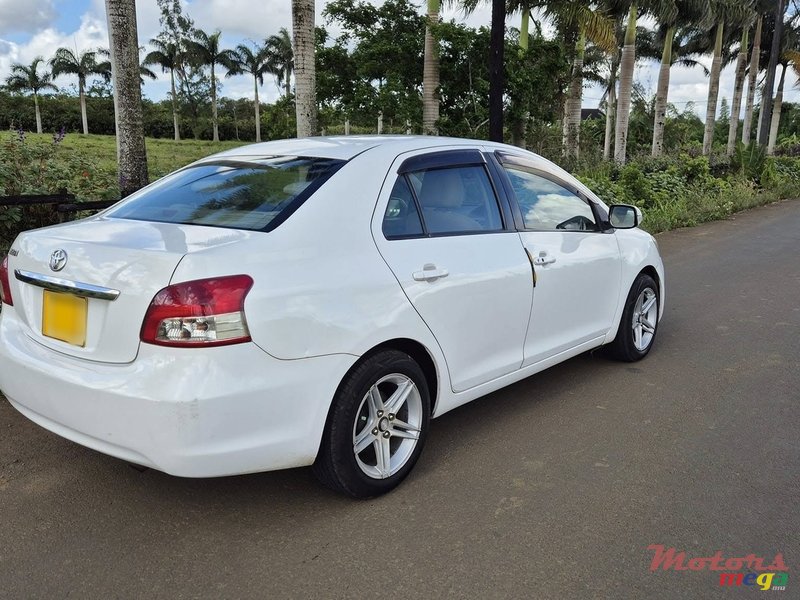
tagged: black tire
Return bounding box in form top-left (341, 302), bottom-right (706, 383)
top-left (607, 273), bottom-right (660, 362)
top-left (313, 350), bottom-right (431, 498)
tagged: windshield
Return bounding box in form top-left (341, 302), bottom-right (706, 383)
top-left (107, 156), bottom-right (345, 231)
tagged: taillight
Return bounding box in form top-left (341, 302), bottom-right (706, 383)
top-left (0, 255), bottom-right (12, 306)
top-left (140, 275), bottom-right (253, 347)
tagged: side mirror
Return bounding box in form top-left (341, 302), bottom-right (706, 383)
top-left (608, 204), bottom-right (642, 229)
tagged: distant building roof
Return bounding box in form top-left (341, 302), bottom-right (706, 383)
top-left (581, 108), bottom-right (605, 121)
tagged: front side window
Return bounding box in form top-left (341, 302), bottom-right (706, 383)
top-left (108, 156), bottom-right (344, 231)
top-left (504, 167), bottom-right (598, 232)
top-left (413, 165), bottom-right (503, 235)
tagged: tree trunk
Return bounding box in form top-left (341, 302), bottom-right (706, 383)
top-left (563, 29), bottom-right (585, 160)
top-left (105, 0), bottom-right (148, 197)
top-left (651, 26), bottom-right (674, 157)
top-left (520, 9), bottom-right (529, 52)
top-left (510, 9), bottom-right (531, 148)
top-left (488, 0), bottom-right (505, 142)
top-left (741, 17), bottom-right (762, 145)
top-left (726, 29), bottom-right (748, 156)
top-left (614, 3), bottom-right (637, 164)
top-left (170, 68), bottom-right (180, 141)
top-left (604, 81), bottom-right (615, 160)
top-left (254, 76), bottom-right (261, 143)
top-left (422, 0), bottom-right (440, 135)
top-left (292, 0), bottom-right (317, 137)
top-left (34, 93), bottom-right (42, 134)
top-left (211, 63), bottom-right (219, 142)
top-left (702, 22), bottom-right (724, 156)
top-left (767, 65), bottom-right (786, 155)
top-left (79, 78), bottom-right (89, 135)
top-left (758, 0), bottom-right (785, 147)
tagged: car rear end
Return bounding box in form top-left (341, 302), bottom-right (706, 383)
top-left (0, 154), bottom-right (356, 476)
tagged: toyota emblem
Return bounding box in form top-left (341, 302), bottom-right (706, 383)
top-left (49, 249), bottom-right (68, 272)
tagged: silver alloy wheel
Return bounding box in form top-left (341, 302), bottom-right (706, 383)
top-left (632, 287), bottom-right (658, 351)
top-left (352, 373), bottom-right (423, 479)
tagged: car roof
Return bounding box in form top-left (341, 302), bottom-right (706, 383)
top-left (203, 135), bottom-right (516, 162)
top-left (198, 135), bottom-right (604, 206)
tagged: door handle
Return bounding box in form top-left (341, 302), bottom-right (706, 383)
top-left (533, 252), bottom-right (556, 266)
top-left (413, 263), bottom-right (449, 282)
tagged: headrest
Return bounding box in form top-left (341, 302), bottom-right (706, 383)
top-left (419, 169), bottom-right (464, 209)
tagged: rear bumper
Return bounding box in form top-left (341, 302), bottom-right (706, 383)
top-left (0, 308), bottom-right (356, 477)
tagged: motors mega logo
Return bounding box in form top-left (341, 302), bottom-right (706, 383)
top-left (648, 545), bottom-right (789, 591)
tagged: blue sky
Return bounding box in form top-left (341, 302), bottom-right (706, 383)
top-left (0, 0), bottom-right (797, 119)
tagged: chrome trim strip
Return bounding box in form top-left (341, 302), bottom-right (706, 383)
top-left (14, 269), bottom-right (120, 301)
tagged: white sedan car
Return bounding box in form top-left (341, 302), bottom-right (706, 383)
top-left (0, 136), bottom-right (664, 497)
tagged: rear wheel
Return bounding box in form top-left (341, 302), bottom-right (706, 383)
top-left (313, 350), bottom-right (430, 498)
top-left (607, 274), bottom-right (659, 361)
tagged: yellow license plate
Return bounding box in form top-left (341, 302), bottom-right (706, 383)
top-left (42, 290), bottom-right (88, 347)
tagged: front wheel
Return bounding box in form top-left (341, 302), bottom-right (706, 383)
top-left (607, 273), bottom-right (660, 361)
top-left (313, 350), bottom-right (431, 498)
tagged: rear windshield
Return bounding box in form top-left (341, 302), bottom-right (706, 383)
top-left (107, 156), bottom-right (345, 231)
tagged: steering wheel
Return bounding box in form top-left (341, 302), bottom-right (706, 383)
top-left (556, 215), bottom-right (594, 231)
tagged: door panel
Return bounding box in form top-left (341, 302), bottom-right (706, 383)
top-left (518, 231), bottom-right (621, 365)
top-left (373, 151), bottom-right (533, 392)
top-left (498, 162), bottom-right (622, 365)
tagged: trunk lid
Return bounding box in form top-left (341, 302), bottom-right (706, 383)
top-left (9, 217), bottom-right (252, 363)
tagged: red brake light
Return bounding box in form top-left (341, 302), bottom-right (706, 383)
top-left (0, 255), bottom-right (12, 306)
top-left (140, 275), bottom-right (253, 347)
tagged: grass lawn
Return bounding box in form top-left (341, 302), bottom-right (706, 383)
top-left (21, 132), bottom-right (249, 179)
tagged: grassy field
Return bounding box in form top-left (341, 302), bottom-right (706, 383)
top-left (17, 132), bottom-right (249, 180)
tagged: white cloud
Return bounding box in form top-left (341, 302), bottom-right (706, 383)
top-left (0, 0), bottom-right (55, 35)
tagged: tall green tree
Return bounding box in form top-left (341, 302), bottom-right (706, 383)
top-left (50, 48), bottom-right (108, 135)
top-left (702, 0), bottom-right (753, 155)
top-left (740, 15), bottom-right (762, 144)
top-left (265, 28), bottom-right (294, 100)
top-left (144, 38), bottom-right (183, 140)
top-left (757, 0), bottom-right (787, 146)
top-left (228, 43), bottom-right (271, 142)
top-left (651, 1), bottom-right (712, 156)
top-left (185, 29), bottom-right (236, 142)
top-left (4, 57), bottom-right (57, 134)
top-left (105, 0), bottom-right (148, 196)
top-left (538, 1), bottom-right (616, 159)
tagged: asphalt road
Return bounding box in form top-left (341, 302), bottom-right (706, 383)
top-left (1, 200), bottom-right (798, 599)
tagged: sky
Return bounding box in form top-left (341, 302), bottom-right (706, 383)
top-left (0, 0), bottom-right (798, 120)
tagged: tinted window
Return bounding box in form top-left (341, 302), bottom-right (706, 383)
top-left (413, 166), bottom-right (503, 235)
top-left (504, 167), bottom-right (598, 231)
top-left (382, 177), bottom-right (424, 238)
top-left (108, 156), bottom-right (344, 231)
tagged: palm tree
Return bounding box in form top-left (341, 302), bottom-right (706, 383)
top-left (542, 1), bottom-right (616, 159)
top-left (228, 43), bottom-right (271, 142)
top-left (185, 29), bottom-right (236, 142)
top-left (265, 28), bottom-right (294, 100)
top-left (144, 38), bottom-right (183, 140)
top-left (757, 0), bottom-right (787, 146)
top-left (726, 24), bottom-right (751, 155)
top-left (651, 1), bottom-right (712, 157)
top-left (49, 48), bottom-right (107, 135)
top-left (4, 57), bottom-right (57, 134)
top-left (422, 0), bottom-right (442, 134)
top-left (702, 0), bottom-right (754, 155)
top-left (740, 15), bottom-right (762, 144)
top-left (767, 23), bottom-right (800, 154)
top-left (614, 2), bottom-right (639, 164)
top-left (98, 47), bottom-right (158, 85)
top-left (104, 0), bottom-right (148, 196)
top-left (292, 0), bottom-right (317, 137)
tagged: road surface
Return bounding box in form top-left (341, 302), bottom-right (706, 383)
top-left (1, 199), bottom-right (798, 599)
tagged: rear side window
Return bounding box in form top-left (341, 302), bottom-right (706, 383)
top-left (382, 177), bottom-right (424, 239)
top-left (108, 156), bottom-right (344, 231)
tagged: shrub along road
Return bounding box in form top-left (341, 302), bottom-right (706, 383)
top-left (0, 200), bottom-right (798, 598)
